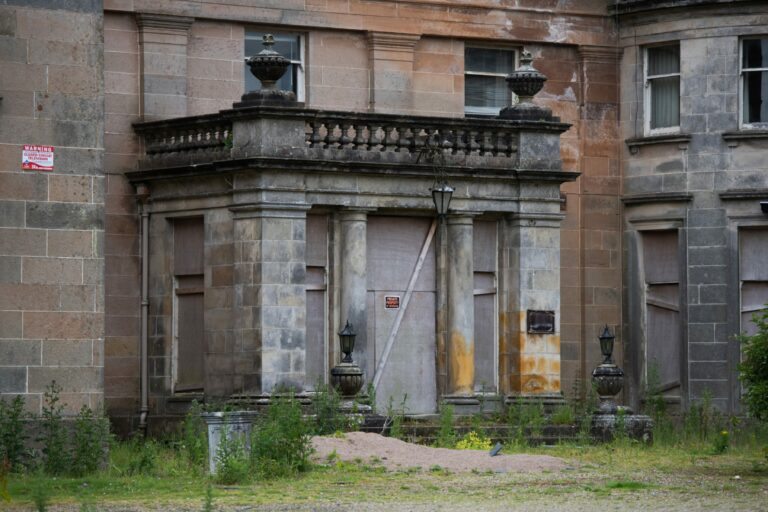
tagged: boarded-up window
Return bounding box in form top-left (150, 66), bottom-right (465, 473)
top-left (174, 218), bottom-right (204, 392)
top-left (642, 230), bottom-right (681, 394)
top-left (306, 215), bottom-right (328, 388)
top-left (473, 220), bottom-right (497, 392)
top-left (740, 229), bottom-right (768, 336)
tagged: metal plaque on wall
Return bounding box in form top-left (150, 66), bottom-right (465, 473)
top-left (527, 310), bottom-right (555, 333)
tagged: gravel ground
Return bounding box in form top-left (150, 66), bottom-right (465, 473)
top-left (310, 432), bottom-right (566, 473)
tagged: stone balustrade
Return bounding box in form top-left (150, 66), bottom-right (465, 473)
top-left (133, 106), bottom-right (569, 172)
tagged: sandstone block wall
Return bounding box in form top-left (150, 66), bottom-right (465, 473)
top-left (0, 0), bottom-right (105, 415)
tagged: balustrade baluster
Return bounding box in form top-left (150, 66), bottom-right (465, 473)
top-left (353, 123), bottom-right (367, 150)
top-left (454, 129), bottom-right (466, 155)
top-left (382, 126), bottom-right (394, 152)
top-left (341, 122), bottom-right (352, 149)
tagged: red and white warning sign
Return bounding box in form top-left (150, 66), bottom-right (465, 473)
top-left (21, 145), bottom-right (54, 171)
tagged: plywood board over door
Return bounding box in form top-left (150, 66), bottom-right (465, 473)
top-left (367, 216), bottom-right (437, 414)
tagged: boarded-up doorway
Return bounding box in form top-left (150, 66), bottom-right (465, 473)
top-left (641, 230), bottom-right (681, 399)
top-left (367, 216), bottom-right (437, 414)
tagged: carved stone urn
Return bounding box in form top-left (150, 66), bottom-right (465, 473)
top-left (236, 34), bottom-right (297, 107)
top-left (498, 49), bottom-right (555, 121)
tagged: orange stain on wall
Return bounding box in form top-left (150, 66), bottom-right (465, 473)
top-left (448, 330), bottom-right (474, 395)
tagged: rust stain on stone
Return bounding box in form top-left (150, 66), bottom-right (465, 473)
top-left (448, 330), bottom-right (474, 395)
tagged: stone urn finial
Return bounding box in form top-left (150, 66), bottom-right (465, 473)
top-left (498, 49), bottom-right (555, 121)
top-left (505, 50), bottom-right (547, 104)
top-left (245, 34), bottom-right (289, 91)
top-left (235, 34), bottom-right (298, 107)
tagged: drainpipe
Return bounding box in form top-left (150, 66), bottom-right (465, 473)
top-left (137, 184), bottom-right (150, 436)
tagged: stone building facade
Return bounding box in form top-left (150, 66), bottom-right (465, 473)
top-left (0, 0), bottom-right (764, 433)
top-left (617, 0), bottom-right (768, 413)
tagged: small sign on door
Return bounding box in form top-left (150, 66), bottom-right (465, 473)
top-left (385, 296), bottom-right (400, 309)
top-left (22, 145), bottom-right (55, 171)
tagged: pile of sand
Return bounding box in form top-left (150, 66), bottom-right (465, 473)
top-left (311, 432), bottom-right (566, 473)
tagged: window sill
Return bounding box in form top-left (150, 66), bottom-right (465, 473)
top-left (722, 129), bottom-right (768, 147)
top-left (625, 134), bottom-right (691, 155)
top-left (622, 192), bottom-right (692, 205)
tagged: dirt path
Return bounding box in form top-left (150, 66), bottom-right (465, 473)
top-left (311, 432), bottom-right (567, 473)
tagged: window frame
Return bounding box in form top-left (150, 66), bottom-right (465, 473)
top-left (244, 30), bottom-right (305, 102)
top-left (739, 37), bottom-right (768, 129)
top-left (644, 42), bottom-right (681, 136)
top-left (464, 44), bottom-right (519, 117)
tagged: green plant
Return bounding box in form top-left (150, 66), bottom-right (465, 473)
top-left (181, 400), bottom-right (207, 469)
top-left (31, 476), bottom-right (50, 512)
top-left (39, 382), bottom-right (68, 476)
top-left (712, 429), bottom-right (730, 454)
top-left (643, 364), bottom-right (667, 422)
top-left (312, 383), bottom-right (347, 435)
top-left (507, 398), bottom-right (545, 444)
top-left (434, 404), bottom-right (456, 448)
top-left (0, 457), bottom-right (10, 502)
top-left (202, 482), bottom-right (215, 512)
top-left (72, 405), bottom-right (110, 476)
top-left (0, 395), bottom-right (27, 472)
top-left (456, 431), bottom-right (492, 451)
top-left (387, 395), bottom-right (408, 441)
top-left (214, 426), bottom-right (250, 485)
top-left (250, 395), bottom-right (313, 479)
top-left (737, 308), bottom-right (768, 421)
top-left (550, 403), bottom-right (575, 426)
top-left (362, 381), bottom-right (377, 414)
top-left (125, 438), bottom-right (159, 476)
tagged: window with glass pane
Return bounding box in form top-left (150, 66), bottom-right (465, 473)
top-left (245, 31), bottom-right (303, 99)
top-left (742, 39), bottom-right (768, 125)
top-left (646, 44), bottom-right (680, 132)
top-left (465, 47), bottom-right (516, 115)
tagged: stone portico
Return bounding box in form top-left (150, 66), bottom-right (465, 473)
top-left (129, 86), bottom-right (574, 422)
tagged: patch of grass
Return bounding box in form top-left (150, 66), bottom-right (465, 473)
top-left (603, 480), bottom-right (652, 490)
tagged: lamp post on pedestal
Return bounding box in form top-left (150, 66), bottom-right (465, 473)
top-left (590, 325), bottom-right (654, 443)
top-left (330, 321), bottom-right (364, 397)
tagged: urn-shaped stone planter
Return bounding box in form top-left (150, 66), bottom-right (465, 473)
top-left (330, 363), bottom-right (364, 396)
top-left (200, 410), bottom-right (259, 475)
top-left (237, 33), bottom-right (297, 107)
top-left (592, 363), bottom-right (624, 415)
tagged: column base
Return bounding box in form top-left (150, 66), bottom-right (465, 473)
top-left (442, 394), bottom-right (503, 414)
top-left (504, 393), bottom-right (565, 412)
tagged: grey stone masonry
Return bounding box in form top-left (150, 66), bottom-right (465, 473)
top-left (233, 206), bottom-right (308, 393)
top-left (619, 2), bottom-right (768, 413)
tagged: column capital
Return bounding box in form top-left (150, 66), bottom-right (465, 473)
top-left (446, 213), bottom-right (480, 226)
top-left (136, 13), bottom-right (194, 33)
top-left (338, 207), bottom-right (376, 222)
top-left (577, 45), bottom-right (623, 63)
top-left (367, 32), bottom-right (421, 54)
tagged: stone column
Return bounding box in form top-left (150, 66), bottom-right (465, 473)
top-left (136, 13), bottom-right (193, 120)
top-left (447, 215), bottom-right (475, 396)
top-left (367, 32), bottom-right (420, 114)
top-left (338, 209), bottom-right (371, 376)
top-left (233, 205), bottom-right (308, 394)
